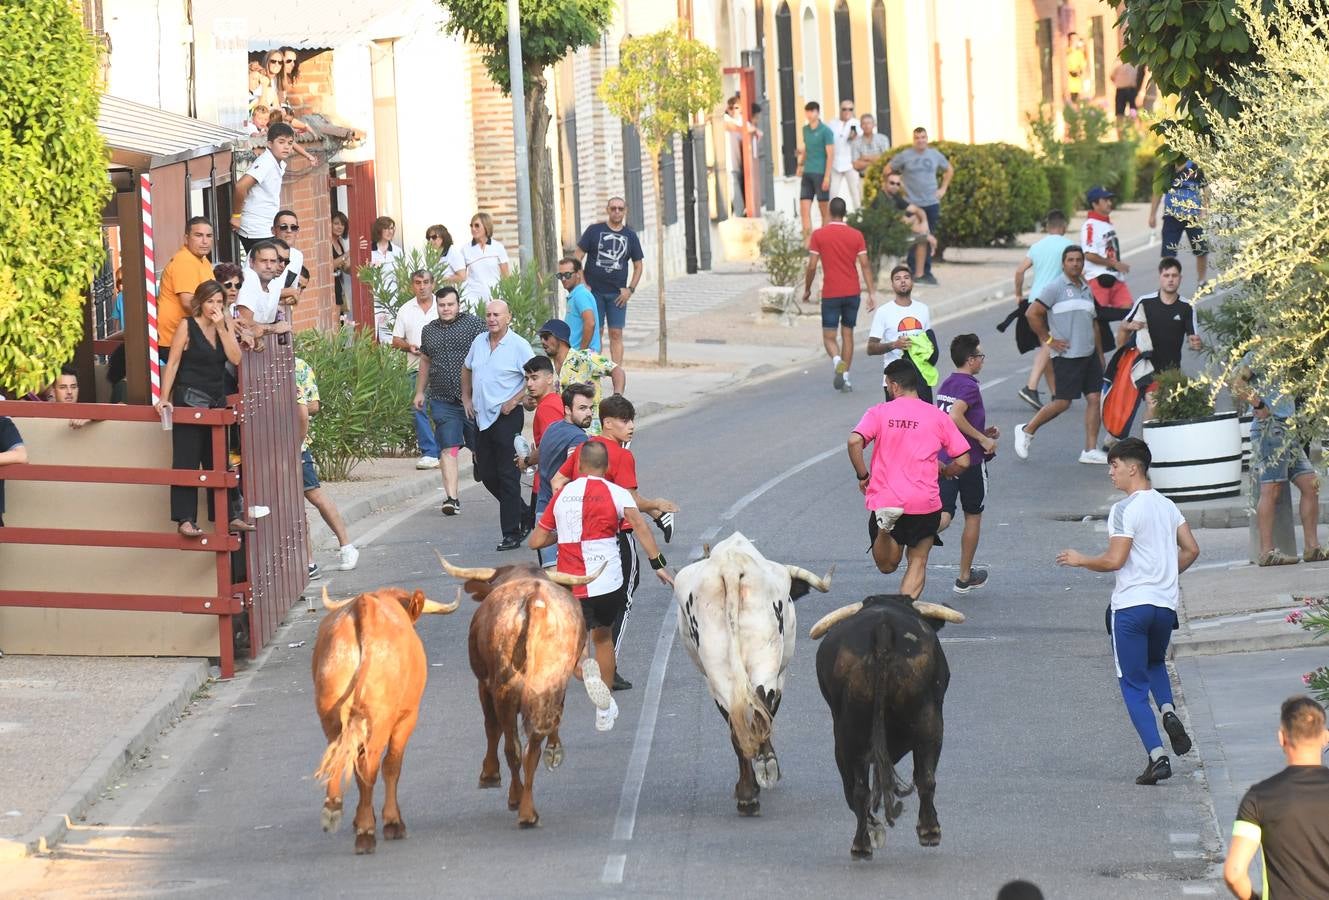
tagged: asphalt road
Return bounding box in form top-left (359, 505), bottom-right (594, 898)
top-left (10, 247), bottom-right (1228, 898)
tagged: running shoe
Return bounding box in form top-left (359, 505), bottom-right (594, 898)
top-left (416, 455), bottom-right (440, 470)
top-left (1013, 424), bottom-right (1033, 460)
top-left (953, 569), bottom-right (989, 594)
top-left (1135, 755), bottom-right (1172, 785)
top-left (842, 374), bottom-right (853, 393)
top-left (1079, 448), bottom-right (1109, 465)
top-left (307, 562), bottom-right (322, 581)
top-left (612, 672), bottom-right (633, 691)
top-left (596, 696), bottom-right (620, 732)
top-left (1017, 387), bottom-right (1043, 411)
top-left (833, 359), bottom-right (847, 391)
top-left (441, 496), bottom-right (459, 516)
top-left (581, 658), bottom-right (612, 710)
top-left (653, 511), bottom-right (674, 543)
top-left (916, 273), bottom-right (939, 285)
top-left (339, 545), bottom-right (359, 571)
top-left (1162, 711), bottom-right (1192, 756)
top-left (873, 507), bottom-right (905, 534)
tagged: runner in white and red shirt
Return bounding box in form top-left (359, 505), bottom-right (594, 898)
top-left (530, 440), bottom-right (672, 732)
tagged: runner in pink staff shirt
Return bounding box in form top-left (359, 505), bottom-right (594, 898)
top-left (847, 358), bottom-right (972, 599)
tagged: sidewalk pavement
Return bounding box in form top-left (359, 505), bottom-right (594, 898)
top-left (4, 199), bottom-right (1323, 863)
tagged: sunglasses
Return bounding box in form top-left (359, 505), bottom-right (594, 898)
top-left (608, 206), bottom-right (626, 212)
top-left (277, 256), bottom-right (290, 265)
top-left (887, 180), bottom-right (902, 186)
top-left (841, 106), bottom-right (854, 111)
top-left (470, 223), bottom-right (483, 229)
top-left (283, 57), bottom-right (297, 65)
top-left (971, 353), bottom-right (986, 360)
top-left (221, 280), bottom-right (240, 289)
top-left (277, 223), bottom-right (300, 232)
top-left (555, 272), bottom-right (575, 280)
top-left (267, 59), bottom-right (282, 67)
top-left (427, 234), bottom-right (444, 240)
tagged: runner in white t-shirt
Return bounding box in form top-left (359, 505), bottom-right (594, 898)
top-left (867, 266), bottom-right (933, 398)
top-left (1057, 438), bottom-right (1200, 786)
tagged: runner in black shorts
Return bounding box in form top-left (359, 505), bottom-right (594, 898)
top-left (581, 584), bottom-right (629, 630)
top-left (1051, 353), bottom-right (1104, 402)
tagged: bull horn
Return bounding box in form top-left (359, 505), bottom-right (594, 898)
top-left (422, 587), bottom-right (462, 615)
top-left (547, 561), bottom-right (608, 588)
top-left (786, 563), bottom-right (834, 593)
top-left (912, 601), bottom-right (966, 624)
top-left (320, 586), bottom-right (355, 611)
top-left (702, 543), bottom-right (711, 558)
top-left (809, 601), bottom-right (864, 639)
top-left (435, 549), bottom-right (496, 582)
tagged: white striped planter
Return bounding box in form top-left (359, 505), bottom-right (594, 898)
top-left (1239, 413), bottom-right (1252, 471)
top-left (1143, 411), bottom-right (1243, 503)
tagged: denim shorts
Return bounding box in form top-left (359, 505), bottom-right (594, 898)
top-left (301, 449), bottom-right (320, 492)
top-left (429, 397), bottom-right (471, 450)
top-left (1162, 215), bottom-right (1207, 257)
top-left (820, 295), bottom-right (861, 329)
top-left (594, 290), bottom-right (628, 331)
top-left (1251, 417), bottom-right (1316, 484)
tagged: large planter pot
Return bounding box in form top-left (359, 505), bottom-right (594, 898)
top-left (1239, 413), bottom-right (1252, 471)
top-left (1143, 411), bottom-right (1242, 503)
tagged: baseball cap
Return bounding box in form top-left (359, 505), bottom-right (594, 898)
top-left (538, 318), bottom-right (571, 344)
top-left (1085, 186), bottom-right (1115, 204)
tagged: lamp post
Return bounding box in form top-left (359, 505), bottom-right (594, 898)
top-left (507, 0), bottom-right (535, 268)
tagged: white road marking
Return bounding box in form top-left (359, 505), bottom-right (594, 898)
top-left (607, 445), bottom-right (841, 859)
top-left (1186, 559), bottom-right (1253, 573)
top-left (1170, 832), bottom-right (1200, 843)
top-left (1181, 885), bottom-right (1217, 895)
top-left (981, 375), bottom-right (1012, 389)
top-left (1172, 849), bottom-right (1204, 859)
top-left (600, 853), bottom-right (626, 884)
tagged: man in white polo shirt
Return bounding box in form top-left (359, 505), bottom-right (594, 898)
top-left (233, 240), bottom-right (290, 342)
top-left (392, 270), bottom-right (441, 469)
top-left (231, 124), bottom-right (296, 252)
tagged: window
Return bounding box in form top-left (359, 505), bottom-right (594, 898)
top-left (1090, 15), bottom-right (1106, 98)
top-left (622, 122), bottom-right (645, 231)
top-left (660, 138), bottom-right (678, 226)
top-left (871, 0), bottom-right (890, 142)
top-left (834, 0), bottom-right (853, 105)
top-left (800, 7), bottom-right (821, 106)
top-left (775, 2), bottom-right (796, 176)
top-left (1036, 17), bottom-right (1054, 105)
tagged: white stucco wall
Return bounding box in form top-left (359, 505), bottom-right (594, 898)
top-left (103, 0), bottom-right (194, 114)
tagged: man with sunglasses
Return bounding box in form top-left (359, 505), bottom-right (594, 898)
top-left (271, 209), bottom-right (303, 306)
top-left (828, 99), bottom-right (861, 211)
top-left (157, 217), bottom-right (215, 362)
top-left (575, 199), bottom-right (643, 368)
top-left (557, 257), bottom-right (600, 352)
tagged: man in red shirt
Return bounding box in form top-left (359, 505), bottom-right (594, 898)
top-left (515, 356), bottom-right (563, 532)
top-left (550, 394), bottom-right (678, 691)
top-left (803, 197), bottom-right (876, 393)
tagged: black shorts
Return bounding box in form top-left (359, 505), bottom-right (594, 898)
top-left (1051, 354), bottom-right (1104, 402)
top-left (1161, 214), bottom-right (1207, 257)
top-left (581, 585), bottom-right (628, 630)
top-left (800, 172), bottom-right (830, 201)
top-left (940, 461), bottom-right (987, 516)
top-left (867, 509), bottom-right (944, 550)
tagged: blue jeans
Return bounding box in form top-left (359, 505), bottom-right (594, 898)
top-left (1112, 604), bottom-right (1177, 752)
top-left (411, 372), bottom-right (439, 458)
top-left (920, 203), bottom-right (940, 276)
top-left (533, 496), bottom-right (556, 567)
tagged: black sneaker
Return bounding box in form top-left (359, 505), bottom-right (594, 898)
top-left (496, 535), bottom-right (523, 552)
top-left (1135, 755), bottom-right (1172, 785)
top-left (654, 512), bottom-right (674, 543)
top-left (1017, 386), bottom-right (1043, 411)
top-left (953, 569), bottom-right (989, 594)
top-left (612, 672), bottom-right (633, 691)
top-left (1162, 711), bottom-right (1192, 756)
top-left (307, 562), bottom-right (322, 581)
top-left (917, 273), bottom-right (939, 285)
top-left (441, 497), bottom-right (459, 516)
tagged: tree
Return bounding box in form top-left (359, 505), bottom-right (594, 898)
top-left (599, 26), bottom-right (721, 366)
top-left (0, 0), bottom-right (109, 396)
top-left (438, 0), bottom-right (613, 278)
top-left (1163, 0), bottom-right (1329, 442)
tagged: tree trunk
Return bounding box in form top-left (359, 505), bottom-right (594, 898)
top-left (651, 155), bottom-right (667, 367)
top-left (525, 68), bottom-right (558, 311)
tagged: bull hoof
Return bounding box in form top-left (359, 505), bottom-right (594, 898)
top-left (754, 753), bottom-right (781, 790)
top-left (868, 818), bottom-right (887, 850)
top-left (850, 844), bottom-right (873, 860)
top-left (543, 742), bottom-right (564, 771)
top-left (478, 773), bottom-right (502, 789)
top-left (354, 831), bottom-right (376, 855)
top-left (321, 804), bottom-right (342, 833)
top-left (508, 796), bottom-right (521, 811)
top-left (383, 820), bottom-right (406, 841)
top-left (736, 798), bottom-right (760, 817)
top-left (917, 825), bottom-right (941, 847)
top-left (518, 812), bottom-right (540, 829)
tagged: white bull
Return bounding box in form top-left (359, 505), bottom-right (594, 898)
top-left (672, 532), bottom-right (832, 816)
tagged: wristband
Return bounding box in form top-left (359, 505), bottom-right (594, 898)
top-left (856, 471), bottom-right (870, 481)
top-left (650, 553), bottom-right (667, 570)
top-left (1045, 336), bottom-right (1054, 345)
top-left (1254, 400), bottom-right (1266, 411)
top-left (627, 286), bottom-right (636, 294)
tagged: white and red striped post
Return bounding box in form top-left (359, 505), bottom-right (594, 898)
top-left (141, 173), bottom-right (161, 404)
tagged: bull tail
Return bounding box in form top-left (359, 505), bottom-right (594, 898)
top-left (722, 566), bottom-right (771, 759)
top-left (868, 620), bottom-right (915, 826)
top-left (315, 606), bottom-right (373, 788)
top-left (519, 591), bottom-right (565, 737)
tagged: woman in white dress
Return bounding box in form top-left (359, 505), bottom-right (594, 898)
top-left (458, 212), bottom-right (510, 310)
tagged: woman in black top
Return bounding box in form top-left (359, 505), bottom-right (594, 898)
top-left (330, 211), bottom-right (349, 316)
top-left (156, 281), bottom-right (245, 538)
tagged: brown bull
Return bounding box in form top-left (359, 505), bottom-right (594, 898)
top-left (442, 557), bottom-right (601, 828)
top-left (312, 586), bottom-right (459, 854)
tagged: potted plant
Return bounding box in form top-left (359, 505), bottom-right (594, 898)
top-left (1142, 369), bottom-right (1242, 502)
top-left (757, 213), bottom-right (806, 321)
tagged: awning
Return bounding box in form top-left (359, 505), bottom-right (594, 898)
top-left (98, 95), bottom-right (246, 170)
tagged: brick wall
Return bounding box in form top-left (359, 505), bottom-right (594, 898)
top-left (280, 155), bottom-right (336, 332)
top-left (468, 49), bottom-right (522, 255)
top-left (283, 50), bottom-right (334, 119)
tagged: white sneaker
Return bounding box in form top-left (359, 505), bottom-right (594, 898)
top-left (1078, 448), bottom-right (1109, 465)
top-left (416, 455), bottom-right (440, 470)
top-left (596, 696), bottom-right (620, 732)
top-left (1014, 424), bottom-right (1032, 460)
top-left (339, 545), bottom-right (359, 571)
top-left (842, 374), bottom-right (853, 392)
top-left (581, 658), bottom-right (612, 710)
top-left (873, 507), bottom-right (905, 533)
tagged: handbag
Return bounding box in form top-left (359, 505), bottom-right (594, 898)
top-left (175, 385), bottom-right (221, 408)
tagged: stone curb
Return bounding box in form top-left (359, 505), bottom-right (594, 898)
top-left (1172, 593), bottom-right (1325, 657)
top-left (0, 660), bottom-right (210, 861)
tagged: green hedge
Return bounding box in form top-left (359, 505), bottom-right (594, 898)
top-left (1043, 163), bottom-right (1074, 218)
top-left (988, 143), bottom-right (1050, 240)
top-left (1060, 140), bottom-right (1139, 209)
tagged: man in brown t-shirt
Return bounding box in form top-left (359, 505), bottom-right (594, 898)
top-left (157, 217), bottom-right (215, 360)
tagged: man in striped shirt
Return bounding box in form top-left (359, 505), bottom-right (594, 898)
top-left (530, 441), bottom-right (672, 731)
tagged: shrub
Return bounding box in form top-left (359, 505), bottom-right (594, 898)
top-left (988, 143), bottom-right (1050, 240)
top-left (491, 266), bottom-right (554, 345)
top-left (356, 246), bottom-right (457, 332)
top-left (929, 142), bottom-right (1010, 249)
top-left (0, 0), bottom-right (110, 395)
top-left (294, 327), bottom-right (416, 481)
top-left (845, 201), bottom-right (913, 279)
top-left (758, 213), bottom-right (805, 288)
top-left (1063, 102), bottom-right (1111, 144)
top-left (1150, 369), bottom-right (1215, 422)
top-left (1043, 163), bottom-right (1075, 218)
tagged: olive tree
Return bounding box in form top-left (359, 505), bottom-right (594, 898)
top-left (0, 0), bottom-right (109, 395)
top-left (599, 26), bottom-right (721, 366)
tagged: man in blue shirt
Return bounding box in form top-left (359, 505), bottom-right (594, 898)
top-left (576, 199), bottom-right (644, 368)
top-left (1149, 159), bottom-right (1208, 285)
top-left (1012, 209), bottom-right (1074, 409)
top-left (557, 257), bottom-right (601, 352)
top-left (533, 384), bottom-right (594, 567)
top-left (462, 300), bottom-right (535, 551)
top-left (886, 127), bottom-right (953, 283)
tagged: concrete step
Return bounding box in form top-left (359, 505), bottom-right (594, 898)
top-left (1172, 596), bottom-right (1322, 657)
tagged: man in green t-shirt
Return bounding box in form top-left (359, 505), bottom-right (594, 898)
top-left (797, 100), bottom-right (835, 235)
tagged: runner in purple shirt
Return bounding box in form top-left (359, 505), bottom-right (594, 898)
top-left (934, 334), bottom-right (1001, 594)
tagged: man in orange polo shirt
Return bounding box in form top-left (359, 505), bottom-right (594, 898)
top-left (157, 217), bottom-right (215, 361)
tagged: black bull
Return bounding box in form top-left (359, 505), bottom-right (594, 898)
top-left (814, 595), bottom-right (956, 860)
